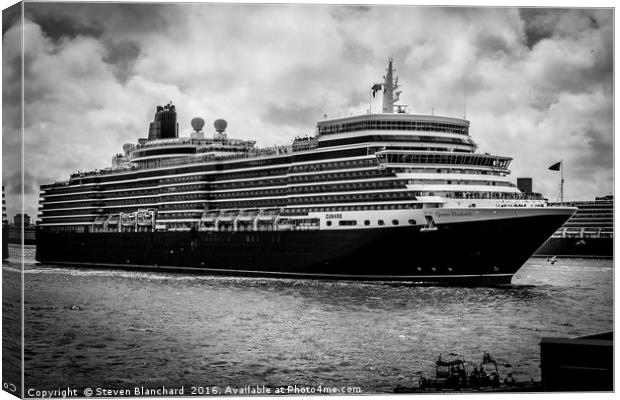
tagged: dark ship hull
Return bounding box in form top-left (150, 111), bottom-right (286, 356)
top-left (535, 237), bottom-right (613, 258)
top-left (36, 214), bottom-right (568, 284)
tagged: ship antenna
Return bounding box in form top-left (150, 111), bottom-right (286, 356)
top-left (560, 160), bottom-right (564, 203)
top-left (382, 57), bottom-right (398, 113)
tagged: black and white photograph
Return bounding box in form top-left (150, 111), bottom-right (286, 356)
top-left (1, 1), bottom-right (614, 397)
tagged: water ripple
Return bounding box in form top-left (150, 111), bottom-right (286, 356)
top-left (3, 246), bottom-right (613, 393)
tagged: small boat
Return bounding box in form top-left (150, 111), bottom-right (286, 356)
top-left (478, 352), bottom-right (501, 388)
top-left (433, 353), bottom-right (468, 389)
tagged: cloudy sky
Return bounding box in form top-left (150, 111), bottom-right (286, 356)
top-left (1, 3), bottom-right (614, 221)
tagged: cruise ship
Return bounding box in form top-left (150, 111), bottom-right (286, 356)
top-left (36, 59), bottom-right (576, 284)
top-left (535, 195), bottom-right (613, 258)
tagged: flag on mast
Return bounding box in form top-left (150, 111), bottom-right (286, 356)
top-left (371, 83), bottom-right (383, 98)
top-left (548, 160), bottom-right (564, 202)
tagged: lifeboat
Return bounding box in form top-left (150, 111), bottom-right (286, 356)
top-left (218, 209), bottom-right (239, 222)
top-left (237, 208), bottom-right (259, 221)
top-left (257, 208), bottom-right (281, 221)
top-left (201, 210), bottom-right (220, 222)
top-left (120, 212), bottom-right (136, 227)
top-left (137, 210), bottom-right (154, 226)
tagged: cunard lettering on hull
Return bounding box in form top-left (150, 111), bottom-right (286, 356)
top-left (36, 59), bottom-right (577, 284)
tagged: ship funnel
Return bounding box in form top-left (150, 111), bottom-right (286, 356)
top-left (148, 102), bottom-right (178, 140)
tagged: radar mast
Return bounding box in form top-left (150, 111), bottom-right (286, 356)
top-left (382, 58), bottom-right (405, 113)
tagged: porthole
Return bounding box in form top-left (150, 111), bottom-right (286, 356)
top-left (417, 267), bottom-right (422, 271)
top-left (408, 219), bottom-right (416, 225)
top-left (326, 221), bottom-right (332, 226)
top-left (392, 219), bottom-right (399, 225)
top-left (378, 220), bottom-right (385, 226)
top-left (364, 220), bottom-right (370, 226)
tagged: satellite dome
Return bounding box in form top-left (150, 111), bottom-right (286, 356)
top-left (214, 119), bottom-right (228, 133)
top-left (191, 117), bottom-right (205, 132)
top-left (122, 143), bottom-right (134, 153)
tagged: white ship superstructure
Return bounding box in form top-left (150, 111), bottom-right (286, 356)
top-left (39, 59), bottom-right (546, 234)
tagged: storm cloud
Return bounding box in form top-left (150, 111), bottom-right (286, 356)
top-left (1, 4), bottom-right (613, 221)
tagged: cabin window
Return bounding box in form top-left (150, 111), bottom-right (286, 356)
top-left (408, 219), bottom-right (416, 225)
top-left (392, 219), bottom-right (399, 225)
top-left (378, 220), bottom-right (385, 226)
top-left (326, 221), bottom-right (332, 226)
top-left (338, 220), bottom-right (357, 226)
top-left (364, 220), bottom-right (370, 226)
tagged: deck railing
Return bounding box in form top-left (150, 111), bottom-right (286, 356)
top-left (65, 145), bottom-right (296, 183)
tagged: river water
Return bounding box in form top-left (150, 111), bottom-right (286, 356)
top-left (2, 245), bottom-right (613, 395)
